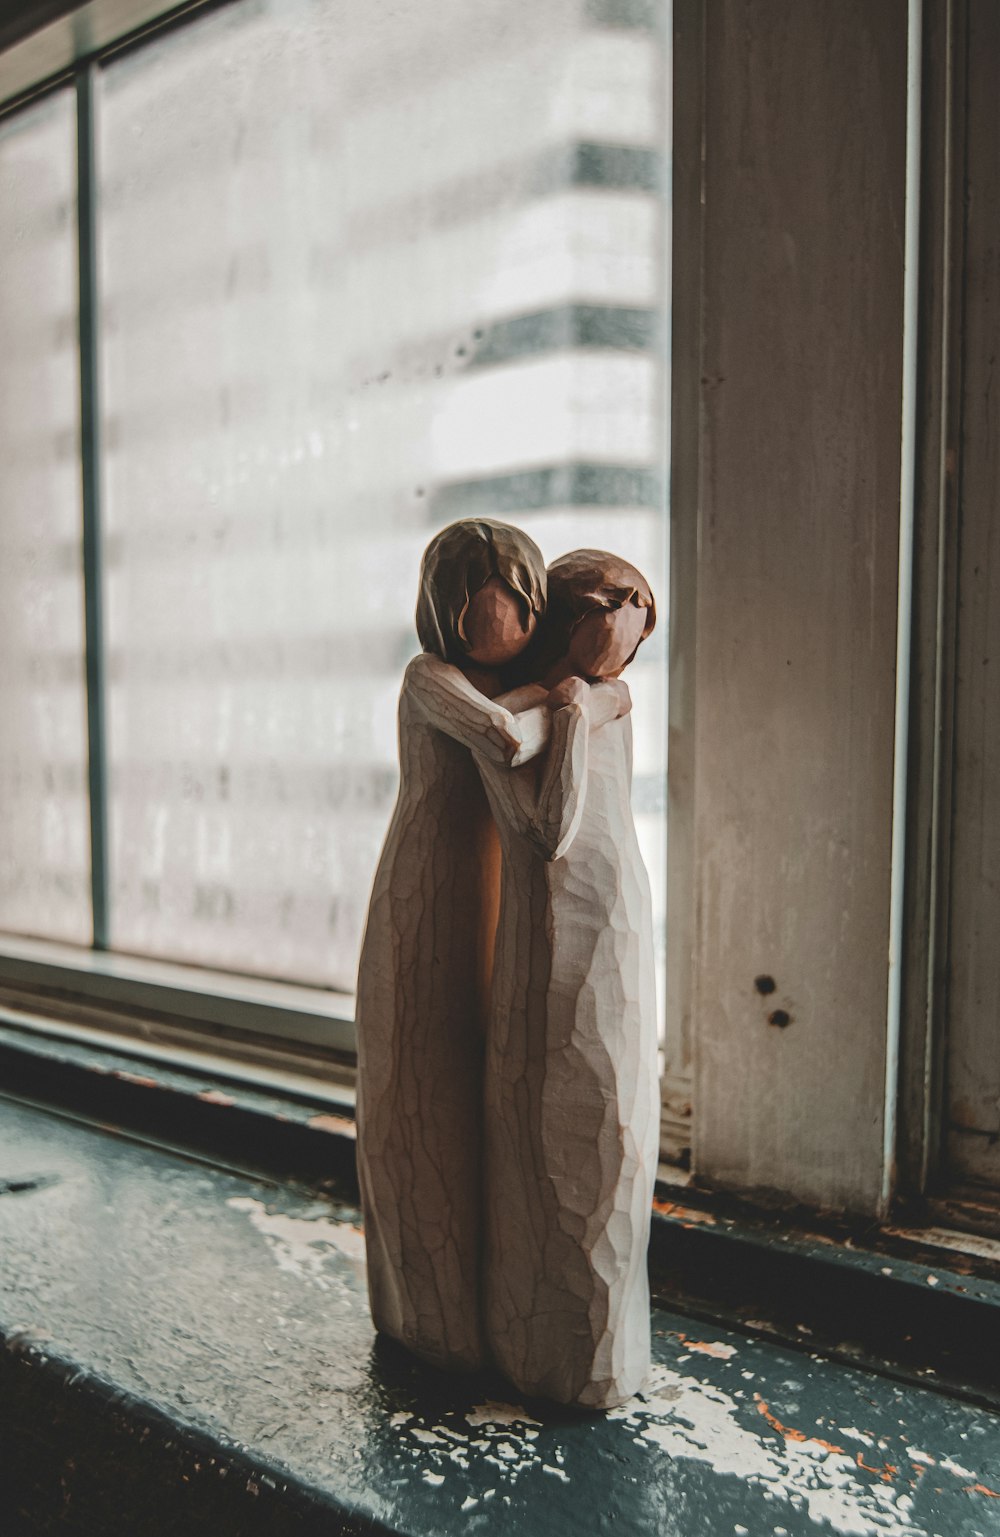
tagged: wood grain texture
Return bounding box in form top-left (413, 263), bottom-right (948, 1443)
top-left (944, 0), bottom-right (1000, 1187)
top-left (691, 1), bottom-right (908, 1215)
top-left (355, 655), bottom-right (547, 1370)
top-left (357, 532), bottom-right (659, 1406)
top-left (479, 689), bottom-right (659, 1409)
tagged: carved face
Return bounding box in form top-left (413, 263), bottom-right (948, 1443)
top-left (463, 575), bottom-right (537, 666)
top-left (566, 599), bottom-right (647, 679)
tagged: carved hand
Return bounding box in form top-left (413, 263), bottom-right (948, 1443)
top-left (582, 679), bottom-right (632, 730)
top-left (547, 676), bottom-right (590, 712)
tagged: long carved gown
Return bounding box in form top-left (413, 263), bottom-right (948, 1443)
top-left (355, 652), bottom-right (546, 1370)
top-left (475, 695), bottom-right (659, 1408)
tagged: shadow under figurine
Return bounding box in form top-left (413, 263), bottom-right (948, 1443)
top-left (355, 525), bottom-right (659, 1412)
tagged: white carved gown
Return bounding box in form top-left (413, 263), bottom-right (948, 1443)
top-left (477, 704), bottom-right (659, 1408)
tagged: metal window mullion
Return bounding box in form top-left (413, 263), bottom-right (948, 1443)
top-left (76, 64), bottom-right (109, 952)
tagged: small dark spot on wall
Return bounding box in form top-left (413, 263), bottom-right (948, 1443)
top-left (768, 1009), bottom-right (792, 1028)
top-left (754, 975), bottom-right (776, 996)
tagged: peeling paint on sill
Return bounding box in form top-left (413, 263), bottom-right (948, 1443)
top-left (226, 1196), bottom-right (365, 1284)
top-left (386, 1401), bottom-right (549, 1492)
top-left (3, 1096), bottom-right (1000, 1536)
top-left (608, 1364), bottom-right (999, 1536)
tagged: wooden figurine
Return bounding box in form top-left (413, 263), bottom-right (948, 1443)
top-left (477, 549), bottom-right (660, 1410)
top-left (355, 518), bottom-right (550, 1371)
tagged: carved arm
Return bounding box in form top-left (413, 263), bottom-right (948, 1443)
top-left (405, 653), bottom-right (551, 766)
top-left (528, 696), bottom-right (590, 860)
top-left (474, 690), bottom-right (589, 862)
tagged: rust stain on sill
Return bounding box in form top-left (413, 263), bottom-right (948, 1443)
top-left (653, 1199), bottom-right (715, 1225)
top-left (754, 1396), bottom-right (845, 1456)
top-left (670, 1332), bottom-right (737, 1360)
top-left (686, 1340), bottom-right (736, 1360)
top-left (855, 1451), bottom-right (898, 1484)
top-left (308, 1114), bottom-right (356, 1139)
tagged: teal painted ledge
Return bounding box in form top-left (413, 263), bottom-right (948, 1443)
top-left (3, 1015), bottom-right (1000, 1413)
top-left (1, 1095), bottom-right (999, 1536)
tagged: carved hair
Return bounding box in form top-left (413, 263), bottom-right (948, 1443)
top-left (542, 548), bottom-right (656, 672)
top-left (416, 519), bottom-right (547, 661)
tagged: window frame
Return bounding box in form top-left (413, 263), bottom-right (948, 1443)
top-left (0, 0), bottom-right (368, 1063)
top-left (0, 934), bottom-right (355, 1059)
top-left (8, 0), bottom-right (984, 1235)
top-left (0, 0), bottom-right (675, 1088)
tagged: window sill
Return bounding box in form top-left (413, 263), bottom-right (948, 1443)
top-left (0, 932), bottom-right (356, 1066)
top-left (648, 1185), bottom-right (1000, 1415)
top-left (3, 1092), bottom-right (1000, 1536)
top-left (0, 1013), bottom-right (358, 1191)
top-left (4, 1012), bottom-right (1000, 1421)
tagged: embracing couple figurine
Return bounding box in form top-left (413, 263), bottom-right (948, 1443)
top-left (355, 518), bottom-right (659, 1411)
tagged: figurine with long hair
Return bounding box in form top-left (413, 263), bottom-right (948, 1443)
top-left (355, 518), bottom-right (549, 1371)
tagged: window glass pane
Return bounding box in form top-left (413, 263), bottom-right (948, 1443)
top-left (0, 90), bottom-right (91, 945)
top-left (100, 0), bottom-right (668, 999)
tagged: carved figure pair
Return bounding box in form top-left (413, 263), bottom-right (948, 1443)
top-left (355, 519), bottom-right (659, 1410)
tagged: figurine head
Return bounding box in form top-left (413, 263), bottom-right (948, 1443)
top-left (543, 549), bottom-right (656, 680)
top-left (416, 519), bottom-right (546, 667)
